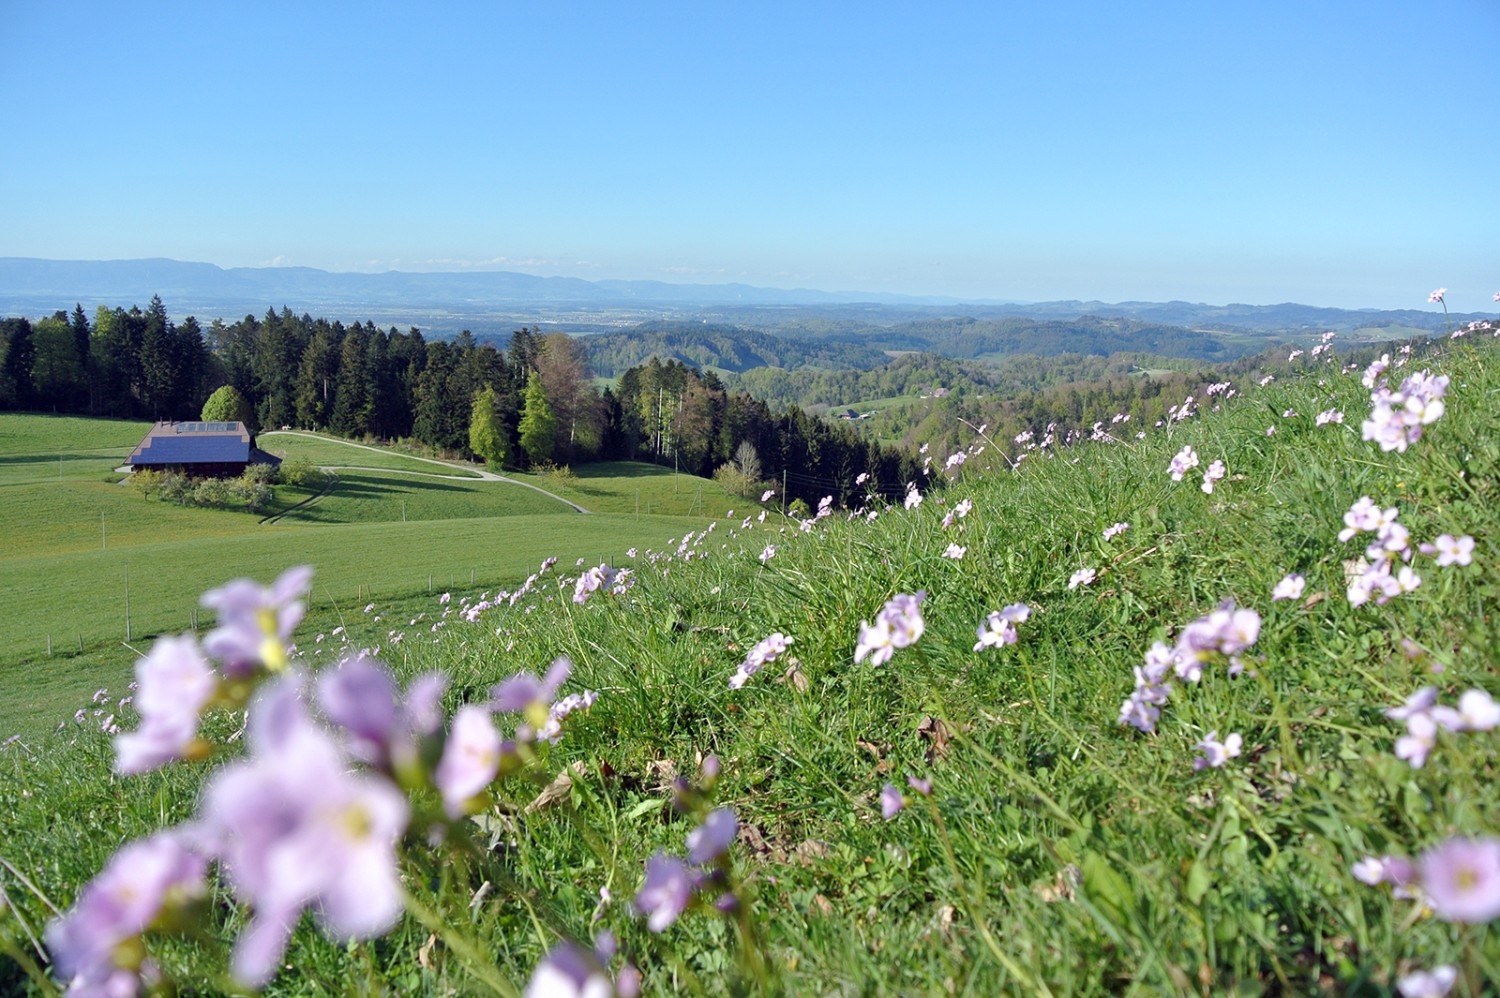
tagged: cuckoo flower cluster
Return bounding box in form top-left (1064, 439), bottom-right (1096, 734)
top-left (1355, 836), bottom-right (1500, 925)
top-left (729, 632), bottom-right (794, 689)
top-left (1384, 686), bottom-right (1500, 770)
top-left (1118, 602), bottom-right (1261, 735)
top-left (1337, 497), bottom-right (1472, 608)
top-left (973, 603), bottom-right (1030, 651)
top-left (632, 759), bottom-right (744, 937)
top-left (1361, 363), bottom-right (1449, 454)
top-left (47, 567), bottom-right (613, 995)
top-left (854, 592), bottom-right (926, 666)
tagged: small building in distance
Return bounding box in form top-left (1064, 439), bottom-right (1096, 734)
top-left (126, 421), bottom-right (282, 478)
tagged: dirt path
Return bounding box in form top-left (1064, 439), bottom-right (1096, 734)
top-left (260, 431), bottom-right (590, 514)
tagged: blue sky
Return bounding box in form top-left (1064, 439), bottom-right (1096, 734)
top-left (1, 1), bottom-right (1495, 310)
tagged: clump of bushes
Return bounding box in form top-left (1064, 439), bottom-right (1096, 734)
top-left (712, 462), bottom-right (768, 498)
top-left (129, 468), bottom-right (276, 511)
top-left (277, 457), bottom-right (322, 488)
top-left (533, 461), bottom-right (578, 485)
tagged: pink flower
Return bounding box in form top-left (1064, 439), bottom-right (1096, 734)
top-left (1271, 573), bottom-right (1305, 602)
top-left (1068, 567), bottom-right (1096, 589)
top-left (200, 565), bottom-right (313, 675)
top-left (1397, 965), bottom-right (1457, 998)
top-left (855, 592), bottom-right (925, 665)
top-left (436, 705), bottom-right (508, 816)
top-left (1200, 460), bottom-right (1226, 494)
top-left (942, 543), bottom-right (966, 560)
top-left (730, 632), bottom-right (793, 689)
top-left (1431, 689), bottom-right (1500, 733)
top-left (1419, 837), bottom-right (1500, 923)
top-left (45, 832), bottom-right (207, 994)
top-left (636, 854), bottom-right (695, 932)
top-left (198, 677), bottom-right (409, 986)
top-left (685, 808), bottom-right (738, 865)
top-left (1428, 288), bottom-right (1447, 304)
top-left (973, 603), bottom-right (1029, 651)
top-left (1394, 712), bottom-right (1437, 768)
top-left (880, 784), bottom-right (905, 819)
top-left (1432, 533), bottom-right (1474, 567)
top-left (1102, 522), bottom-right (1129, 540)
top-left (114, 633), bottom-right (217, 775)
top-left (1167, 446), bottom-right (1199, 481)
top-left (1192, 731), bottom-right (1243, 769)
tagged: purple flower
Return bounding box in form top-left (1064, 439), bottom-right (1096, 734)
top-left (1431, 689), bottom-right (1500, 734)
top-left (880, 784), bottom-right (905, 819)
top-left (492, 656), bottom-right (573, 730)
top-left (114, 633), bottom-right (217, 775)
top-left (729, 632), bottom-right (793, 689)
top-left (1395, 712), bottom-right (1438, 769)
top-left (855, 592), bottom-right (925, 665)
top-left (636, 853), bottom-right (695, 932)
top-left (197, 677), bottom-right (409, 986)
top-left (1200, 460), bottom-right (1226, 494)
top-left (1397, 965), bottom-right (1456, 998)
top-left (1167, 445), bottom-right (1199, 481)
top-left (1271, 573), bottom-right (1305, 602)
top-left (685, 808), bottom-right (738, 865)
top-left (1419, 837), bottom-right (1500, 923)
top-left (1351, 855), bottom-right (1415, 887)
top-left (942, 543), bottom-right (966, 560)
top-left (1068, 567), bottom-right (1096, 590)
top-left (45, 832), bottom-right (207, 992)
top-left (1432, 533), bottom-right (1475, 567)
top-left (200, 565), bottom-right (313, 675)
top-left (1192, 731), bottom-right (1243, 770)
top-left (1102, 522), bottom-right (1129, 540)
top-left (974, 603), bottom-right (1029, 651)
top-left (907, 776), bottom-right (932, 796)
top-left (525, 940), bottom-right (622, 998)
top-left (436, 705), bottom-right (509, 817)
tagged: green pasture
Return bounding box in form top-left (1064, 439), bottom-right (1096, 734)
top-left (505, 461), bottom-right (745, 517)
top-left (2, 338), bottom-right (1499, 994)
top-left (0, 414), bottom-right (149, 486)
top-left (258, 431), bottom-right (484, 478)
top-left (0, 512), bottom-right (713, 732)
top-left (273, 469), bottom-right (572, 524)
top-left (0, 416), bottom-right (743, 728)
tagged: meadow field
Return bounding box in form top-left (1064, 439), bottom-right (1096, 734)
top-left (0, 417), bottom-right (742, 737)
top-left (1, 331), bottom-right (1497, 995)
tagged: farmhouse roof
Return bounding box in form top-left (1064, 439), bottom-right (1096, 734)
top-left (127, 421), bottom-right (253, 467)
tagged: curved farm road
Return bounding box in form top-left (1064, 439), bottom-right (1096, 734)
top-left (260, 431), bottom-right (590, 514)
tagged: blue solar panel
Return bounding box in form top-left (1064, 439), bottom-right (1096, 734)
top-left (132, 435), bottom-right (249, 465)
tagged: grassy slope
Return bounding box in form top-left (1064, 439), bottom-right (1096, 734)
top-left (0, 417), bottom-right (743, 736)
top-left (2, 339), bottom-right (1497, 994)
top-left (257, 431), bottom-right (484, 478)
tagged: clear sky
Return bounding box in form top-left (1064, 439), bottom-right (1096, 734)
top-left (1, 1), bottom-right (1495, 311)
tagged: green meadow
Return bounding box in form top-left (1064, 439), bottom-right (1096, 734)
top-left (2, 335), bottom-right (1498, 995)
top-left (0, 416), bottom-right (742, 737)
top-left (257, 430), bottom-right (485, 478)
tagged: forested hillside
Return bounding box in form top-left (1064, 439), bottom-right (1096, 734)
top-left (0, 299), bottom-right (921, 508)
top-left (584, 321), bottom-right (888, 377)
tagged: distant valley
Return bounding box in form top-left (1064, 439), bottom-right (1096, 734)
top-left (0, 256), bottom-right (1473, 342)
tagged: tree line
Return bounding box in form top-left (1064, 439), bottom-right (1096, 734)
top-left (0, 298), bottom-right (923, 507)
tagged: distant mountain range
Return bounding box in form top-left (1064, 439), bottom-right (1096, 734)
top-left (0, 257), bottom-right (1477, 337)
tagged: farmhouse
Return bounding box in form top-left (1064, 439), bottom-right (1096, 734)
top-left (126, 421), bottom-right (281, 478)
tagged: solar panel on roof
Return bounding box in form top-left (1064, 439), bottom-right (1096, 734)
top-left (174, 421), bottom-right (239, 433)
